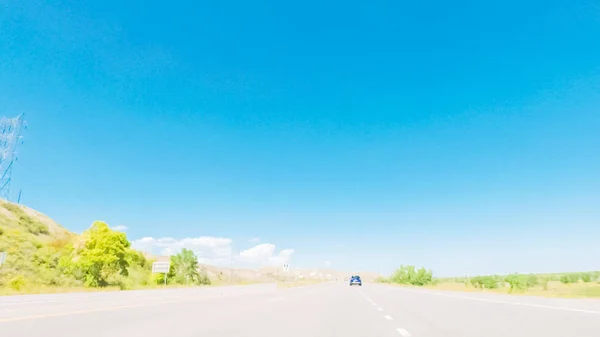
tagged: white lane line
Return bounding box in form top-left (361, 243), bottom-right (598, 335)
top-left (377, 307), bottom-right (383, 311)
top-left (371, 303), bottom-right (377, 306)
top-left (384, 315), bottom-right (393, 320)
top-left (268, 296), bottom-right (286, 302)
top-left (396, 328), bottom-right (411, 336)
top-left (425, 291), bottom-right (600, 315)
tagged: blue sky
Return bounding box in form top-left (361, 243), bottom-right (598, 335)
top-left (1, 0), bottom-right (599, 276)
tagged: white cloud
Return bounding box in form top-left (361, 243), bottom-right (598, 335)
top-left (131, 236), bottom-right (233, 265)
top-left (248, 237), bottom-right (261, 243)
top-left (131, 237), bottom-right (294, 267)
top-left (112, 225), bottom-right (128, 232)
top-left (239, 243), bottom-right (294, 266)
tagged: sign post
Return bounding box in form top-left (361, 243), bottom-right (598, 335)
top-left (283, 264), bottom-right (290, 283)
top-left (152, 261), bottom-right (171, 285)
top-left (0, 252), bottom-right (6, 268)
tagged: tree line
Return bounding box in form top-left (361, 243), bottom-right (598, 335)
top-left (27, 221), bottom-right (210, 290)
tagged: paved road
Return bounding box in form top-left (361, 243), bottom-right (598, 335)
top-left (1, 282), bottom-right (599, 337)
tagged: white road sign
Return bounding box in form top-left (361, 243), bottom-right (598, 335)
top-left (152, 261), bottom-right (170, 273)
top-left (283, 264), bottom-right (290, 272)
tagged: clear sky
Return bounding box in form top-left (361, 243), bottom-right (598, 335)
top-left (1, 0), bottom-right (599, 276)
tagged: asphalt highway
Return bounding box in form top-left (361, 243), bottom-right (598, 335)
top-left (1, 282), bottom-right (599, 337)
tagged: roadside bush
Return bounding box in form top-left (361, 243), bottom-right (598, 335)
top-left (153, 273), bottom-right (167, 285)
top-left (560, 273), bottom-right (580, 284)
top-left (504, 274), bottom-right (526, 292)
top-left (527, 274), bottom-right (539, 287)
top-left (199, 273), bottom-right (211, 286)
top-left (9, 275), bottom-right (26, 291)
top-left (540, 276), bottom-right (550, 290)
top-left (390, 265), bottom-right (433, 286)
top-left (114, 275), bottom-right (133, 290)
top-left (581, 273), bottom-right (593, 283)
top-left (470, 275), bottom-right (501, 289)
top-left (504, 274), bottom-right (538, 292)
top-left (125, 264), bottom-right (153, 287)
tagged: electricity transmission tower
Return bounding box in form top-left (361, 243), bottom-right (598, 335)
top-left (0, 114), bottom-right (26, 201)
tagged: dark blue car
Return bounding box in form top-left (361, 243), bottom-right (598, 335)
top-left (349, 275), bottom-right (362, 286)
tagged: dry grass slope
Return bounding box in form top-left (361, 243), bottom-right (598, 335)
top-left (0, 200), bottom-right (79, 293)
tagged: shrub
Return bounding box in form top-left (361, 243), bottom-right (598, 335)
top-left (505, 274), bottom-right (525, 292)
top-left (115, 275), bottom-right (133, 290)
top-left (560, 273), bottom-right (580, 284)
top-left (390, 265), bottom-right (433, 286)
top-left (125, 264), bottom-right (152, 287)
top-left (198, 273), bottom-right (211, 285)
top-left (470, 275), bottom-right (500, 289)
top-left (526, 274), bottom-right (539, 287)
top-left (504, 274), bottom-right (538, 292)
top-left (9, 275), bottom-right (26, 291)
top-left (581, 273), bottom-right (593, 283)
top-left (540, 276), bottom-right (550, 290)
top-left (153, 273), bottom-right (167, 285)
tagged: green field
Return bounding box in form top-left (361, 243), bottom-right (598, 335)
top-left (378, 265), bottom-right (600, 298)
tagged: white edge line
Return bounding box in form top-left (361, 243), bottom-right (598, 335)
top-left (425, 291), bottom-right (600, 315)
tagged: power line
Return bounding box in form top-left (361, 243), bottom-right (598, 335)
top-left (0, 114), bottom-right (26, 201)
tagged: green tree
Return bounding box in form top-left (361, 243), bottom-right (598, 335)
top-left (168, 248), bottom-right (202, 285)
top-left (76, 221), bottom-right (133, 287)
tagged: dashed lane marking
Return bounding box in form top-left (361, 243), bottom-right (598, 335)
top-left (384, 315), bottom-right (393, 320)
top-left (396, 328), bottom-right (411, 336)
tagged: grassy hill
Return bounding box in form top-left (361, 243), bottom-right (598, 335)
top-left (0, 199), bottom-right (80, 291)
